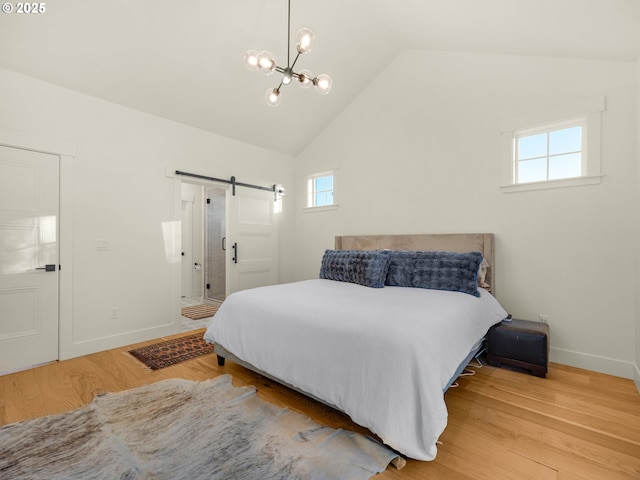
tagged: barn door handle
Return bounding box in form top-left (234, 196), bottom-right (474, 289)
top-left (221, 237), bottom-right (226, 251)
top-left (232, 242), bottom-right (238, 264)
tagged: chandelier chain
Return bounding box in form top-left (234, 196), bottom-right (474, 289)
top-left (287, 0), bottom-right (291, 68)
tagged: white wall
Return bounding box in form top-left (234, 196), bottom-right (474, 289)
top-left (0, 67), bottom-right (295, 359)
top-left (293, 51), bottom-right (639, 379)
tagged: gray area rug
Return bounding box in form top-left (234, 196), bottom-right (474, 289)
top-left (0, 374), bottom-right (401, 479)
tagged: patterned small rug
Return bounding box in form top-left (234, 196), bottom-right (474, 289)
top-left (128, 333), bottom-right (215, 370)
top-left (181, 303), bottom-right (219, 320)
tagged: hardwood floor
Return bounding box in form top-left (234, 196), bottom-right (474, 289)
top-left (1, 329), bottom-right (639, 479)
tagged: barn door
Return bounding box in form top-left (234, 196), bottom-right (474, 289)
top-left (227, 187), bottom-right (277, 294)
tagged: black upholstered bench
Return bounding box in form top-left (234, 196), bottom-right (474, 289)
top-left (486, 318), bottom-right (550, 378)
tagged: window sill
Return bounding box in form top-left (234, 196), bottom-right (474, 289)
top-left (303, 204), bottom-right (339, 213)
top-left (501, 175), bottom-right (603, 193)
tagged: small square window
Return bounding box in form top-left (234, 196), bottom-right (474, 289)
top-left (307, 172), bottom-right (335, 208)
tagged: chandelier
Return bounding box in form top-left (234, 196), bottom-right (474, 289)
top-left (243, 0), bottom-right (332, 107)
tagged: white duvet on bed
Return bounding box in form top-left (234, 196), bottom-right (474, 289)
top-left (204, 279), bottom-right (507, 461)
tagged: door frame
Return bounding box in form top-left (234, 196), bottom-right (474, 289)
top-left (170, 172), bottom-right (230, 312)
top-left (180, 183), bottom-right (208, 300)
top-left (0, 127), bottom-right (76, 361)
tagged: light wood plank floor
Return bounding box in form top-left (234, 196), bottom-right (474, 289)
top-left (1, 329), bottom-right (639, 479)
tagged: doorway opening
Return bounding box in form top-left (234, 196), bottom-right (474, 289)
top-left (180, 182), bottom-right (227, 310)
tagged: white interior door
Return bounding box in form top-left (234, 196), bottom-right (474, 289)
top-left (227, 188), bottom-right (277, 294)
top-left (0, 146), bottom-right (59, 373)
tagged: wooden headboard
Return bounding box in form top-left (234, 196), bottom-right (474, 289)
top-left (335, 233), bottom-right (495, 294)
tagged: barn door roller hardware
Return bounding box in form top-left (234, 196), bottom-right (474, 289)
top-left (175, 170), bottom-right (284, 201)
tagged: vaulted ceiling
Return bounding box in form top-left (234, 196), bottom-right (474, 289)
top-left (1, 0), bottom-right (639, 156)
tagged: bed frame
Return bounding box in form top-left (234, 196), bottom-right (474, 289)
top-left (215, 233), bottom-right (496, 405)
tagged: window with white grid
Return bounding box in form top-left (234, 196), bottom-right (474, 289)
top-left (501, 97), bottom-right (604, 193)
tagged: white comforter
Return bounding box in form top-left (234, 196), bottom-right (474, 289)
top-left (204, 279), bottom-right (507, 460)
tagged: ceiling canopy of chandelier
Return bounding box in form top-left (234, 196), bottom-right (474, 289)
top-left (243, 0), bottom-right (332, 107)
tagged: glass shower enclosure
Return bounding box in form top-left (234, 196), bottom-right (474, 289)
top-left (204, 186), bottom-right (226, 304)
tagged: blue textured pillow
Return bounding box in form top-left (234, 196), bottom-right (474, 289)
top-left (385, 251), bottom-right (483, 297)
top-left (319, 250), bottom-right (391, 288)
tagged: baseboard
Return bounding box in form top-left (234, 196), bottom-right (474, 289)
top-left (60, 323), bottom-right (180, 361)
top-left (550, 347), bottom-right (636, 380)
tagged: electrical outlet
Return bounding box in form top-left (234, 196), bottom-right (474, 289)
top-left (111, 307), bottom-right (120, 320)
top-left (539, 314), bottom-right (549, 324)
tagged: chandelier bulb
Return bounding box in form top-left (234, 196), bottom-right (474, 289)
top-left (243, 50), bottom-right (259, 71)
top-left (257, 51), bottom-right (276, 75)
top-left (295, 28), bottom-right (316, 54)
top-left (265, 87), bottom-right (281, 107)
top-left (297, 69), bottom-right (313, 89)
top-left (313, 74), bottom-right (332, 95)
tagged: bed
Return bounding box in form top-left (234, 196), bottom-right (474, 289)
top-left (203, 233), bottom-right (508, 461)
